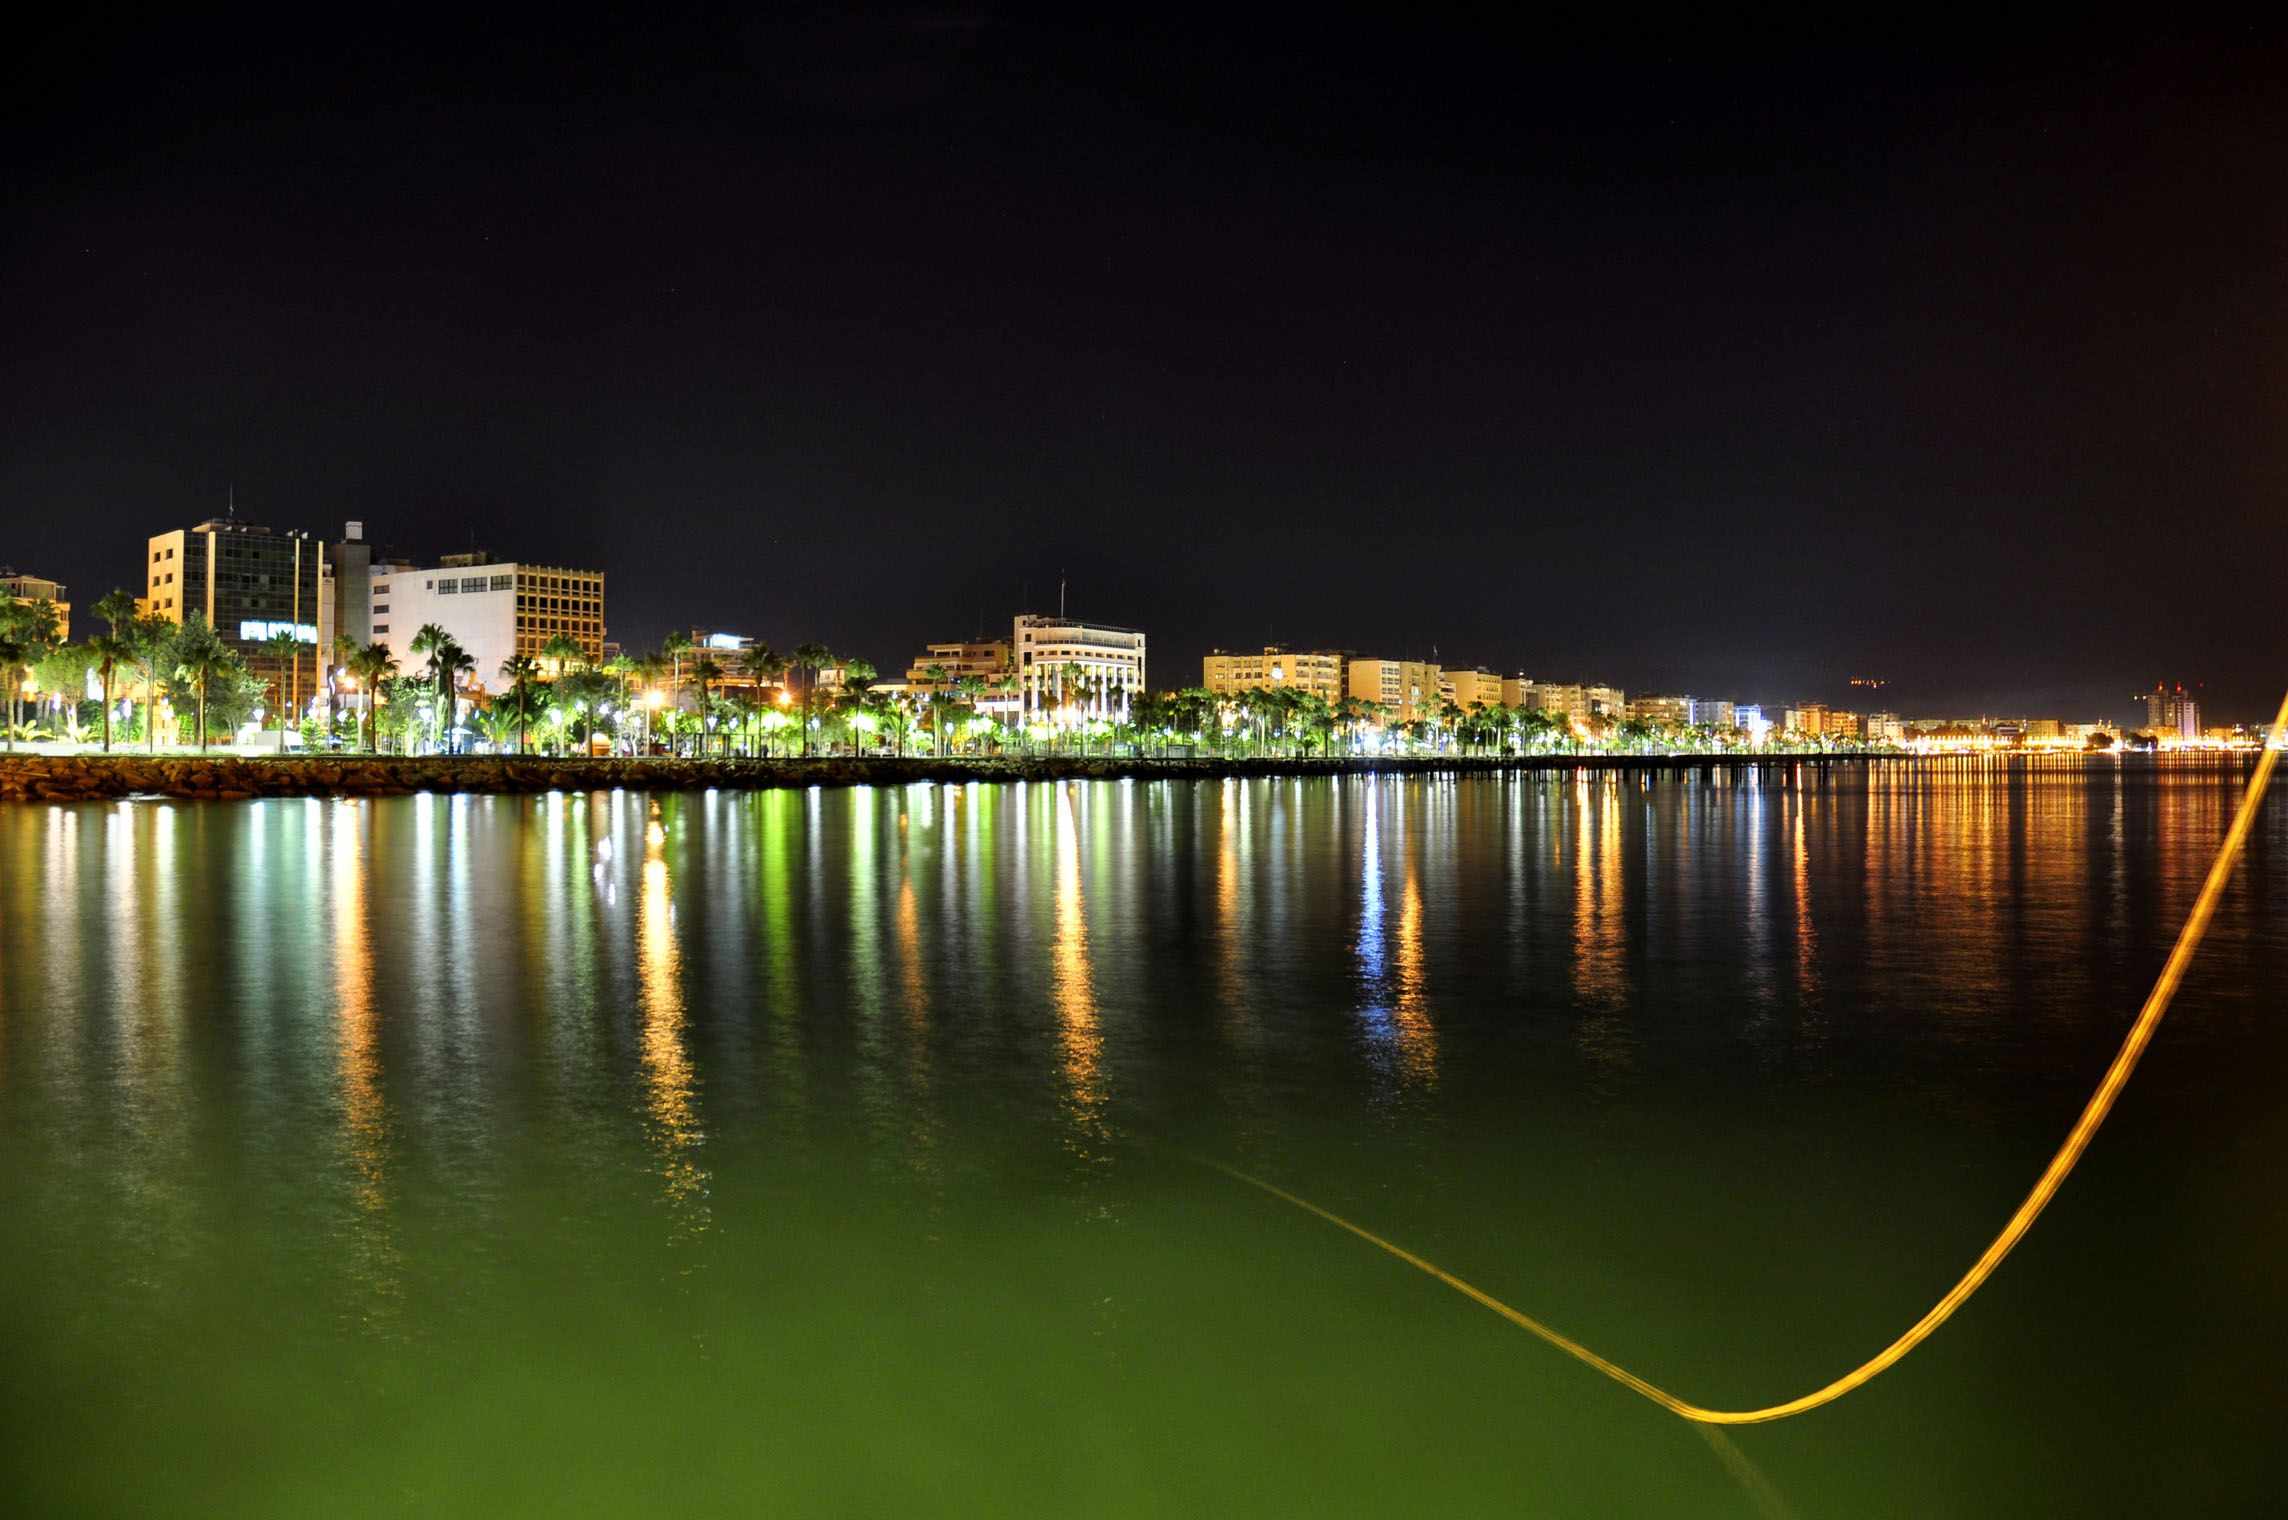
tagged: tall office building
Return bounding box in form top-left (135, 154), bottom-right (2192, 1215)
top-left (1013, 613), bottom-right (1145, 722)
top-left (0, 568), bottom-right (69, 640)
top-left (2145, 683), bottom-right (2200, 739)
top-left (146, 518), bottom-right (330, 716)
top-left (326, 522), bottom-right (376, 649)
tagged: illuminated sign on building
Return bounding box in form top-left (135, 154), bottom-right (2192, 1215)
top-left (239, 620), bottom-right (319, 644)
top-left (705, 633), bottom-right (748, 651)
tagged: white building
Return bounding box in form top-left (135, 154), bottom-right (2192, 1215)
top-left (1690, 697), bottom-right (1736, 729)
top-left (1012, 612), bottom-right (1146, 724)
top-left (372, 554), bottom-right (606, 692)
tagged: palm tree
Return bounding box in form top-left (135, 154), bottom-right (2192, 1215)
top-left (499, 654), bottom-right (543, 754)
top-left (789, 642), bottom-right (832, 756)
top-left (261, 629), bottom-right (303, 752)
top-left (409, 624), bottom-right (451, 751)
top-left (690, 657), bottom-right (724, 755)
top-left (541, 631), bottom-right (586, 675)
top-left (0, 591), bottom-right (59, 750)
top-left (661, 630), bottom-right (693, 739)
top-left (742, 645), bottom-right (786, 750)
top-left (88, 632), bottom-right (131, 752)
top-left (837, 659), bottom-right (877, 755)
top-left (347, 643), bottom-right (398, 752)
top-left (170, 616), bottom-right (232, 750)
top-left (443, 644), bottom-right (475, 751)
top-left (86, 591), bottom-right (147, 749)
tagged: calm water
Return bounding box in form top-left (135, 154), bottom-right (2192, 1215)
top-left (2, 763), bottom-right (2283, 1517)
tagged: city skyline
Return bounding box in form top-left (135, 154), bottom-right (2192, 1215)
top-left (2, 505), bottom-right (2262, 729)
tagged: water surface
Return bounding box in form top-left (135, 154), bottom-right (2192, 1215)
top-left (2, 761), bottom-right (2282, 1516)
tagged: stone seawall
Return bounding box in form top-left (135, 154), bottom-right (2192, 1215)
top-left (0, 749), bottom-right (1888, 803)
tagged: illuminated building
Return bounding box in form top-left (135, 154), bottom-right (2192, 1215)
top-left (1444, 667), bottom-right (1503, 712)
top-left (0, 568), bottom-right (69, 640)
top-left (1865, 711), bottom-right (1906, 743)
top-left (1626, 694), bottom-right (1693, 727)
top-left (372, 553), bottom-right (606, 688)
top-left (1013, 612), bottom-right (1145, 723)
top-left (684, 631), bottom-right (778, 694)
top-left (2145, 683), bottom-right (2200, 740)
top-left (1346, 658), bottom-right (1443, 721)
top-left (1691, 697), bottom-right (1736, 729)
top-left (907, 638), bottom-right (1014, 688)
top-left (905, 639), bottom-right (1019, 718)
top-left (146, 517), bottom-right (330, 714)
top-left (324, 522), bottom-right (376, 648)
top-left (1500, 675), bottom-right (1536, 708)
top-left (1585, 685), bottom-right (1627, 720)
top-left (1201, 646), bottom-right (1345, 699)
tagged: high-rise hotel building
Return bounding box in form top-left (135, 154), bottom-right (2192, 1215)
top-left (146, 518), bottom-right (330, 715)
top-left (371, 553), bottom-right (606, 689)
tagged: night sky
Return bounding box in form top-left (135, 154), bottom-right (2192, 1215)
top-left (8, 16), bottom-right (2285, 721)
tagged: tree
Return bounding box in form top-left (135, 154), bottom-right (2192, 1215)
top-left (442, 644), bottom-right (476, 751)
top-left (169, 616), bottom-right (235, 750)
top-left (691, 657), bottom-right (724, 755)
top-left (0, 591), bottom-right (60, 750)
top-left (661, 630), bottom-right (693, 747)
top-left (541, 631), bottom-right (586, 674)
top-left (837, 658), bottom-right (878, 755)
top-left (558, 667), bottom-right (617, 754)
top-left (347, 643), bottom-right (398, 752)
top-left (262, 629), bottom-right (304, 752)
top-left (499, 654), bottom-right (543, 754)
top-left (409, 624), bottom-right (471, 752)
top-left (789, 642), bottom-right (832, 756)
top-left (88, 632), bottom-right (131, 752)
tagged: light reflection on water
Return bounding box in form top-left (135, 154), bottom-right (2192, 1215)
top-left (0, 759), bottom-right (2283, 1517)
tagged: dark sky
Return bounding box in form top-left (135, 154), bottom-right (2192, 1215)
top-left (7, 14), bottom-right (2285, 722)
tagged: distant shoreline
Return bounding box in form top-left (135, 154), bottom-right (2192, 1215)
top-left (0, 748), bottom-right (2246, 804)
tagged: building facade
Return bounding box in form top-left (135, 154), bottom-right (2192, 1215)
top-left (1201, 646), bottom-right (1346, 700)
top-left (1012, 613), bottom-right (1145, 723)
top-left (146, 519), bottom-right (330, 716)
top-left (2145, 683), bottom-right (2200, 739)
top-left (372, 556), bottom-right (607, 691)
top-left (0, 568), bottom-right (69, 641)
top-left (325, 522), bottom-right (375, 649)
top-left (1523, 681), bottom-right (1626, 722)
top-left (1444, 667), bottom-right (1503, 712)
top-left (907, 639), bottom-right (1015, 689)
top-left (1690, 697), bottom-right (1736, 729)
top-left (1626, 694), bottom-right (1693, 727)
top-left (1345, 658), bottom-right (1442, 722)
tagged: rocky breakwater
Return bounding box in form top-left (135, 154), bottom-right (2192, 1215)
top-left (0, 753), bottom-right (963, 802)
top-left (1, 749), bottom-right (1577, 804)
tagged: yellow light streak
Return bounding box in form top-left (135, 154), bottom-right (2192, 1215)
top-left (1213, 690), bottom-right (2288, 1424)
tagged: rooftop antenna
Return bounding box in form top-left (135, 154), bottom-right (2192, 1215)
top-left (227, 482), bottom-right (236, 520)
top-left (1059, 571), bottom-right (1067, 620)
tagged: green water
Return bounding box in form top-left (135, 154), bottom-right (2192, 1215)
top-left (2, 764), bottom-right (2282, 1516)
